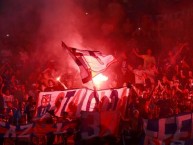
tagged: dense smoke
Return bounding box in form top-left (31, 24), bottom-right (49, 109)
top-left (34, 0), bottom-right (127, 71)
top-left (0, 0), bottom-right (193, 72)
top-left (0, 0), bottom-right (125, 64)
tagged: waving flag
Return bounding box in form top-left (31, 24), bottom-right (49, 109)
top-left (62, 42), bottom-right (115, 84)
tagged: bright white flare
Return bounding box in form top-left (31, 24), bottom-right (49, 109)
top-left (93, 73), bottom-right (108, 86)
top-left (56, 76), bottom-right (61, 81)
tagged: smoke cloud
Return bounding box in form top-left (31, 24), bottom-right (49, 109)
top-left (0, 0), bottom-right (130, 85)
top-left (32, 0), bottom-right (128, 70)
top-left (1, 0), bottom-right (193, 72)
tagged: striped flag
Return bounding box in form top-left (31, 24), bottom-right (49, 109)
top-left (61, 42), bottom-right (115, 84)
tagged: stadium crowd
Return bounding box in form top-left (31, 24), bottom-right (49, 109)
top-left (122, 42), bottom-right (193, 120)
top-left (0, 40), bottom-right (193, 144)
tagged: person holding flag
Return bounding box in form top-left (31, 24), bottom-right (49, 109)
top-left (61, 42), bottom-right (116, 89)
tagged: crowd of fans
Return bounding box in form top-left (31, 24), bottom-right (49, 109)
top-left (117, 42), bottom-right (193, 120)
top-left (0, 49), bottom-right (77, 125)
top-left (0, 0), bottom-right (193, 144)
top-left (111, 41), bottom-right (193, 145)
top-left (0, 40), bottom-right (193, 144)
top-left (0, 41), bottom-right (193, 121)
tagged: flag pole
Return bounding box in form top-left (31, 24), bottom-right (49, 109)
top-left (91, 77), bottom-right (99, 111)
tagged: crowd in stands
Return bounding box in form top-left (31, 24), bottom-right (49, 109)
top-left (118, 42), bottom-right (193, 120)
top-left (0, 50), bottom-right (74, 125)
top-left (0, 40), bottom-right (193, 144)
